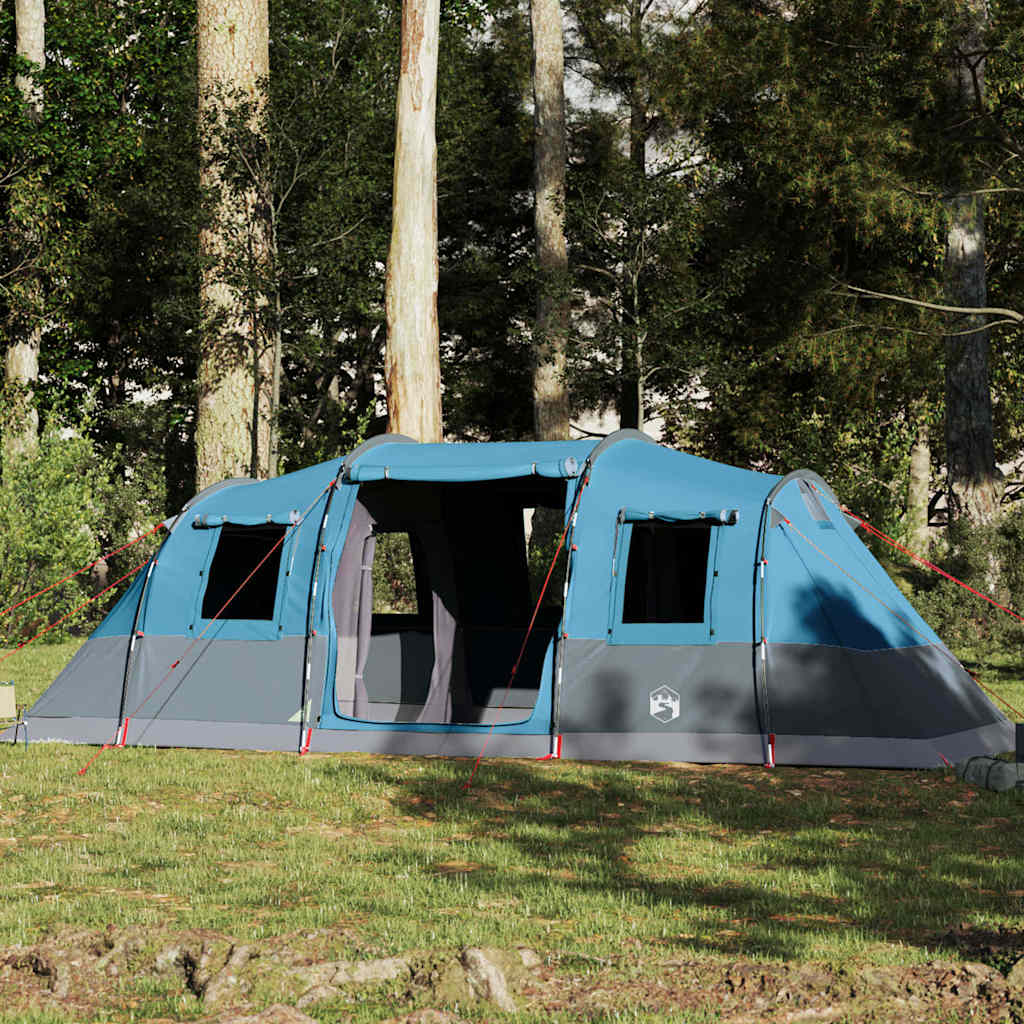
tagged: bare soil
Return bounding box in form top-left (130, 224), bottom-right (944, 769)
top-left (1, 925), bottom-right (1022, 1022)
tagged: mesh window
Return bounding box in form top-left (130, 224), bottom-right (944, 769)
top-left (372, 531), bottom-right (427, 616)
top-left (622, 523), bottom-right (712, 624)
top-left (201, 525), bottom-right (286, 620)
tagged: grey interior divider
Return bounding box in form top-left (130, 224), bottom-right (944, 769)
top-left (333, 500), bottom-right (374, 718)
top-left (416, 519), bottom-right (468, 723)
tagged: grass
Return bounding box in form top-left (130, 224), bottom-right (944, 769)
top-left (0, 638), bottom-right (1021, 964)
top-left (2, 743), bottom-right (1023, 958)
top-left (0, 632), bottom-right (1021, 1021)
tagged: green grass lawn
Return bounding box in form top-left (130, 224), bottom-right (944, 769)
top-left (0, 637), bottom-right (1021, 979)
top-left (1, 741), bottom-right (1022, 965)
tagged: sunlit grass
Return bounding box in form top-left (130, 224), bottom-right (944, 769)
top-left (0, 634), bottom-right (1020, 985)
top-left (0, 743), bottom-right (1021, 969)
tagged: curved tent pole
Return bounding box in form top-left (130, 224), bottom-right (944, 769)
top-left (754, 469), bottom-right (843, 767)
top-left (585, 428), bottom-right (657, 467)
top-left (764, 468), bottom-right (840, 509)
top-left (340, 433), bottom-right (416, 481)
top-left (550, 456), bottom-right (597, 745)
top-left (296, 436), bottom-right (415, 749)
top-left (297, 463), bottom-right (347, 753)
top-left (296, 436), bottom-right (415, 752)
top-left (752, 500), bottom-right (774, 766)
top-left (549, 433), bottom-right (653, 750)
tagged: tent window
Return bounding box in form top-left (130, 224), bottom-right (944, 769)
top-left (201, 525), bottom-right (286, 620)
top-left (621, 523), bottom-right (713, 625)
top-left (372, 530), bottom-right (428, 618)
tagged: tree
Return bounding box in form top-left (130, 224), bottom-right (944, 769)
top-left (4, 0), bottom-right (45, 469)
top-left (943, 0), bottom-right (1003, 528)
top-left (385, 0), bottom-right (443, 442)
top-left (531, 0), bottom-right (570, 441)
top-left (195, 0), bottom-right (276, 488)
top-left (646, 0), bottom-right (964, 533)
top-left (564, 0), bottom-right (700, 431)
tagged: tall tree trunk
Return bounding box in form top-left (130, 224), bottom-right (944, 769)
top-left (944, 0), bottom-right (1002, 527)
top-left (531, 0), bottom-right (570, 442)
top-left (906, 420), bottom-right (931, 555)
top-left (618, 0), bottom-right (646, 432)
top-left (384, 0), bottom-right (443, 443)
top-left (4, 0), bottom-right (45, 472)
top-left (195, 0), bottom-right (275, 489)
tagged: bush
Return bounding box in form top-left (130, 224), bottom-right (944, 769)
top-left (0, 422), bottom-right (164, 647)
top-left (909, 513), bottom-right (1024, 651)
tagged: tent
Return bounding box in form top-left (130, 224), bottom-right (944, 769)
top-left (15, 430), bottom-right (1014, 767)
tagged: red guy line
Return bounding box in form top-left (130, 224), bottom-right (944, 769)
top-left (0, 559), bottom-right (151, 668)
top-left (0, 523), bottom-right (164, 623)
top-left (853, 515), bottom-right (1024, 625)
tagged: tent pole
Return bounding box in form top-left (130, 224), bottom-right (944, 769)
top-left (114, 519), bottom-right (184, 743)
top-left (298, 464), bottom-right (347, 753)
top-left (551, 469), bottom-right (590, 743)
top-left (755, 499), bottom-right (775, 766)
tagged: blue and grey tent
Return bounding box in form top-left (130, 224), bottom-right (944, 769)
top-left (18, 430), bottom-right (1014, 767)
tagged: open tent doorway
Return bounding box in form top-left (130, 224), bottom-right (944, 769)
top-left (331, 476), bottom-right (568, 726)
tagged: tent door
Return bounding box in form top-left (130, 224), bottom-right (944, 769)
top-left (329, 479), bottom-right (566, 730)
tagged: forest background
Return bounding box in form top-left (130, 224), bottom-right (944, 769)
top-left (1, 0), bottom-right (1023, 652)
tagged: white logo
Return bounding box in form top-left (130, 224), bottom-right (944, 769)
top-left (649, 685), bottom-right (680, 724)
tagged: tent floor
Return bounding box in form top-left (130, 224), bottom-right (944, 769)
top-left (3, 717), bottom-right (1012, 768)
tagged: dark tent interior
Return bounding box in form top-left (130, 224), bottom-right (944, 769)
top-left (332, 477), bottom-right (567, 724)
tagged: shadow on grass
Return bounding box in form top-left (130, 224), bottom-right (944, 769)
top-left (310, 752), bottom-right (1022, 962)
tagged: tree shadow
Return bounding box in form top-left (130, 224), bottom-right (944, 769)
top-left (310, 579), bottom-right (1020, 962)
top-left (324, 752), bottom-right (1020, 962)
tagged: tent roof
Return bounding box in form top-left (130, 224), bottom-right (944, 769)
top-left (344, 438), bottom-right (599, 483)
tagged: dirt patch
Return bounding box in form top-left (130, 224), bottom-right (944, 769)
top-left (939, 921), bottom-right (1024, 974)
top-left (0, 926), bottom-right (1021, 1022)
top-left (531, 954), bottom-right (1024, 1023)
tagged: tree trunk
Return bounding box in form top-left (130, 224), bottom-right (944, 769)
top-left (384, 0), bottom-right (443, 443)
top-left (195, 0), bottom-right (275, 489)
top-left (906, 421), bottom-right (931, 555)
top-left (531, 0), bottom-right (570, 442)
top-left (4, 0), bottom-right (45, 472)
top-left (944, 0), bottom-right (1002, 527)
top-left (618, 0), bottom-right (646, 432)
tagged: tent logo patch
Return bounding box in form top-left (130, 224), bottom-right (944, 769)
top-left (649, 685), bottom-right (680, 724)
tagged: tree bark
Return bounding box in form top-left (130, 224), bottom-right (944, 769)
top-left (618, 0), bottom-right (646, 432)
top-left (944, 0), bottom-right (1003, 527)
top-left (531, 0), bottom-right (570, 442)
top-left (4, 0), bottom-right (45, 471)
top-left (906, 421), bottom-right (931, 555)
top-left (384, 0), bottom-right (443, 443)
top-left (14, 0), bottom-right (44, 114)
top-left (195, 0), bottom-right (275, 489)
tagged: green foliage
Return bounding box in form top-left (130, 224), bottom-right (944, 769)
top-left (910, 514), bottom-right (1024, 652)
top-left (638, 0), bottom-right (972, 536)
top-left (0, 417), bottom-right (160, 646)
top-left (372, 531), bottom-right (420, 615)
